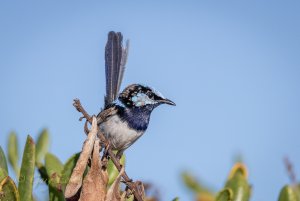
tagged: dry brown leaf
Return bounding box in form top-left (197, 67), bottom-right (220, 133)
top-left (137, 182), bottom-right (146, 201)
top-left (79, 138), bottom-right (108, 201)
top-left (106, 167), bottom-right (125, 201)
top-left (65, 117), bottom-right (98, 198)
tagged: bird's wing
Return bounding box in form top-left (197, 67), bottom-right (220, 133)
top-left (104, 31), bottom-right (129, 107)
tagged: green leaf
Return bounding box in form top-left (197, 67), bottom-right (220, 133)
top-left (18, 135), bottom-right (35, 201)
top-left (225, 163), bottom-right (251, 201)
top-left (0, 168), bottom-right (8, 183)
top-left (108, 154), bottom-right (125, 185)
top-left (181, 171), bottom-right (213, 194)
top-left (60, 152), bottom-right (80, 192)
top-left (48, 173), bottom-right (64, 201)
top-left (216, 188), bottom-right (233, 201)
top-left (278, 185), bottom-right (298, 201)
top-left (35, 129), bottom-right (50, 164)
top-left (295, 184), bottom-right (300, 201)
top-left (45, 153), bottom-right (63, 176)
top-left (0, 146), bottom-right (8, 173)
top-left (0, 176), bottom-right (20, 201)
top-left (126, 195), bottom-right (134, 201)
top-left (45, 153), bottom-right (64, 201)
top-left (172, 197), bottom-right (180, 201)
top-left (7, 132), bottom-right (19, 178)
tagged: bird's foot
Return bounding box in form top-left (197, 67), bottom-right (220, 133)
top-left (116, 150), bottom-right (124, 160)
top-left (103, 141), bottom-right (111, 158)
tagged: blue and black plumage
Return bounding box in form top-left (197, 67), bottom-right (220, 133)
top-left (104, 31), bottom-right (129, 107)
top-left (97, 31), bottom-right (175, 158)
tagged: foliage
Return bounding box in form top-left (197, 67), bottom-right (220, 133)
top-left (0, 130), bottom-right (299, 201)
top-left (0, 130), bottom-right (158, 201)
top-left (182, 162), bottom-right (300, 201)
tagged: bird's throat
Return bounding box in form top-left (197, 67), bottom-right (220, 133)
top-left (118, 106), bottom-right (153, 131)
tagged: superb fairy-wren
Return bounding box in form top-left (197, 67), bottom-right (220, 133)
top-left (97, 31), bottom-right (175, 158)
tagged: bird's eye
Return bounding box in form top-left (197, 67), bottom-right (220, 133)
top-left (147, 92), bottom-right (154, 99)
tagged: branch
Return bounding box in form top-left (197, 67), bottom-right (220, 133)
top-left (284, 157), bottom-right (297, 185)
top-left (73, 99), bottom-right (144, 201)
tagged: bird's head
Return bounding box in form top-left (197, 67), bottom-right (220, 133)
top-left (118, 84), bottom-right (175, 109)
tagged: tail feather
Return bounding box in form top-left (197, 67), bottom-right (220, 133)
top-left (117, 39), bottom-right (129, 96)
top-left (104, 31), bottom-right (129, 107)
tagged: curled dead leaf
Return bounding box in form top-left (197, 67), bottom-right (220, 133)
top-left (106, 167), bottom-right (125, 201)
top-left (79, 138), bottom-right (108, 201)
top-left (65, 117), bottom-right (98, 198)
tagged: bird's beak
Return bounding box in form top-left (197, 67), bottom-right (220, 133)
top-left (159, 98), bottom-right (176, 106)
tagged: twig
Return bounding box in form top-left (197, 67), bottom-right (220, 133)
top-left (284, 157), bottom-right (297, 185)
top-left (73, 99), bottom-right (92, 122)
top-left (73, 99), bottom-right (144, 201)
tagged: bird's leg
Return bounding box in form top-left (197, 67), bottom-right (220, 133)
top-left (102, 140), bottom-right (111, 159)
top-left (116, 150), bottom-right (124, 161)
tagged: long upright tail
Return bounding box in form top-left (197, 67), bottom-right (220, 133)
top-left (104, 31), bottom-right (129, 107)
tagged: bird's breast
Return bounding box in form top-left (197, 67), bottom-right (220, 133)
top-left (99, 115), bottom-right (144, 151)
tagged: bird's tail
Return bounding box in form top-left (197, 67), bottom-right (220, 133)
top-left (104, 31), bottom-right (129, 107)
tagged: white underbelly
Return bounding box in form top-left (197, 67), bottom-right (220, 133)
top-left (99, 115), bottom-right (144, 151)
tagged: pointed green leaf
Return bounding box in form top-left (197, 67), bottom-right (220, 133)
top-left (216, 188), bottom-right (233, 201)
top-left (225, 163), bottom-right (251, 201)
top-left (108, 154), bottom-right (125, 185)
top-left (181, 171), bottom-right (213, 195)
top-left (0, 168), bottom-right (8, 183)
top-left (35, 129), bottom-right (50, 164)
top-left (0, 146), bottom-right (8, 173)
top-left (0, 176), bottom-right (20, 201)
top-left (48, 172), bottom-right (64, 201)
top-left (172, 197), bottom-right (179, 201)
top-left (45, 153), bottom-right (64, 201)
top-left (7, 132), bottom-right (19, 177)
top-left (45, 153), bottom-right (63, 176)
top-left (18, 135), bottom-right (35, 201)
top-left (60, 152), bottom-right (80, 192)
top-left (278, 185), bottom-right (297, 201)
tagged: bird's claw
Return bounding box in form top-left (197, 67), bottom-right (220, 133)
top-left (103, 141), bottom-right (110, 158)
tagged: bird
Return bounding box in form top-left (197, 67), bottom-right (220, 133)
top-left (97, 31), bottom-right (175, 159)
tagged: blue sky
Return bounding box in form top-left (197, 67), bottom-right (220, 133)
top-left (0, 1), bottom-right (299, 200)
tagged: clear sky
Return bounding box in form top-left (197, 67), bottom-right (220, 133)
top-left (0, 1), bottom-right (299, 200)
